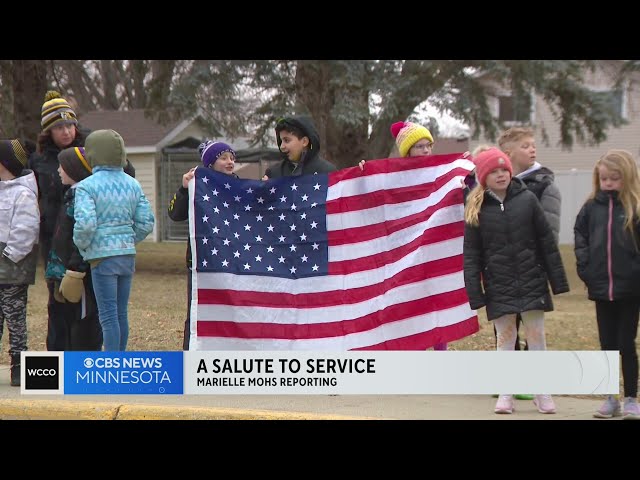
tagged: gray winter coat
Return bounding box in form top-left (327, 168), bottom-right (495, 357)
top-left (517, 163), bottom-right (561, 244)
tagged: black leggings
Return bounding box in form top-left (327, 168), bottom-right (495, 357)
top-left (595, 299), bottom-right (640, 398)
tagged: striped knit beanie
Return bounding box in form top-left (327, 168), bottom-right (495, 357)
top-left (390, 121), bottom-right (434, 157)
top-left (58, 146), bottom-right (92, 182)
top-left (198, 140), bottom-right (236, 168)
top-left (0, 139), bottom-right (31, 176)
top-left (41, 90), bottom-right (78, 132)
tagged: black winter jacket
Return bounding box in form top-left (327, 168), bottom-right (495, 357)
top-left (44, 186), bottom-right (90, 280)
top-left (463, 178), bottom-right (569, 320)
top-left (28, 135), bottom-right (86, 259)
top-left (168, 185), bottom-right (192, 268)
top-left (574, 190), bottom-right (640, 301)
top-left (266, 115), bottom-right (336, 178)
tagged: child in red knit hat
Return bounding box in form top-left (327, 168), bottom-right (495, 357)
top-left (463, 147), bottom-right (569, 415)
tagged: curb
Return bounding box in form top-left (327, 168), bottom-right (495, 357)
top-left (0, 399), bottom-right (379, 420)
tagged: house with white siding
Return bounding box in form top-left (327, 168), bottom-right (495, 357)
top-left (78, 109), bottom-right (254, 242)
top-left (468, 60), bottom-right (640, 243)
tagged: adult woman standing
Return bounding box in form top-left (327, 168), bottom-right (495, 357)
top-left (28, 90), bottom-right (88, 351)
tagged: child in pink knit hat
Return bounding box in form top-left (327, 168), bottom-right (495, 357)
top-left (463, 146), bottom-right (569, 415)
top-left (472, 147), bottom-right (513, 187)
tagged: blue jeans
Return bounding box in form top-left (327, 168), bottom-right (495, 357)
top-left (91, 255), bottom-right (135, 351)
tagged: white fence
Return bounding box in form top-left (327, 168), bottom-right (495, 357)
top-left (555, 170), bottom-right (594, 245)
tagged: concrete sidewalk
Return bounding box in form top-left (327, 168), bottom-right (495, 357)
top-left (0, 365), bottom-right (617, 420)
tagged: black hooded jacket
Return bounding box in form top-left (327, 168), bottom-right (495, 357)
top-left (463, 178), bottom-right (569, 320)
top-left (574, 190), bottom-right (640, 301)
top-left (266, 115), bottom-right (336, 178)
top-left (28, 130), bottom-right (87, 261)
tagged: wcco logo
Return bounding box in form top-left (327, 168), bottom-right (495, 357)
top-left (24, 356), bottom-right (59, 390)
top-left (27, 368), bottom-right (56, 376)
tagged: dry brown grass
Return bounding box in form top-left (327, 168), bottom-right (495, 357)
top-left (2, 243), bottom-right (600, 356)
top-left (2, 241), bottom-right (188, 356)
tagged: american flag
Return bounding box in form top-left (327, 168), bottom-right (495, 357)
top-left (188, 153), bottom-right (479, 350)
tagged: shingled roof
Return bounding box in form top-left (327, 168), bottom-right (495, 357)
top-left (78, 109), bottom-right (187, 148)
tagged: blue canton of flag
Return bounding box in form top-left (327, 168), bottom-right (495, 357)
top-left (194, 168), bottom-right (329, 279)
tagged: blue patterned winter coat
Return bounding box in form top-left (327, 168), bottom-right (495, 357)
top-left (73, 166), bottom-right (155, 261)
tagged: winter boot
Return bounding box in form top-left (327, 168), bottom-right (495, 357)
top-left (10, 353), bottom-right (21, 387)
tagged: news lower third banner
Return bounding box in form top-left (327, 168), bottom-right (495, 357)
top-left (21, 351), bottom-right (619, 395)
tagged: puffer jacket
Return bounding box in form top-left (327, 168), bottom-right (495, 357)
top-left (574, 190), bottom-right (640, 301)
top-left (463, 178), bottom-right (569, 320)
top-left (0, 170), bottom-right (40, 285)
top-left (73, 167), bottom-right (155, 261)
top-left (517, 163), bottom-right (562, 243)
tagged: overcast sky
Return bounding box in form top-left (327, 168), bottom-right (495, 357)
top-left (416, 102), bottom-right (470, 138)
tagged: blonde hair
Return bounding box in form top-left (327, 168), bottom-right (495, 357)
top-left (498, 127), bottom-right (534, 154)
top-left (472, 144), bottom-right (493, 156)
top-left (463, 144), bottom-right (494, 225)
top-left (591, 149), bottom-right (640, 241)
top-left (464, 184), bottom-right (486, 226)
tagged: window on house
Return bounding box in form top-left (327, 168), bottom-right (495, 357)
top-left (498, 95), bottom-right (532, 124)
top-left (592, 89), bottom-right (625, 119)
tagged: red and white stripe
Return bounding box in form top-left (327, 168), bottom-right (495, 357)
top-left (192, 154), bottom-right (478, 350)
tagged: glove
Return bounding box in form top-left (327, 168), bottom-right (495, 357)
top-left (59, 270), bottom-right (86, 303)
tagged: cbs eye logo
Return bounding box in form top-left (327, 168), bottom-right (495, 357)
top-left (24, 356), bottom-right (59, 390)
